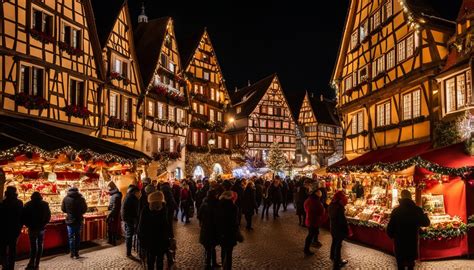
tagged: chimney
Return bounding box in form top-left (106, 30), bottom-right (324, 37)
top-left (138, 2), bottom-right (148, 23)
top-left (320, 94), bottom-right (324, 101)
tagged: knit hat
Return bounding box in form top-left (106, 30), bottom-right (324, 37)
top-left (145, 184), bottom-right (156, 195)
top-left (219, 190), bottom-right (233, 200)
top-left (148, 191), bottom-right (165, 204)
top-left (400, 189), bottom-right (412, 200)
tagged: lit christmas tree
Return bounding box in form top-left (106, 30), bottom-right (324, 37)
top-left (267, 142), bottom-right (287, 174)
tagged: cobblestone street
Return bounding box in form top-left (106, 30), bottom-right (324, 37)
top-left (16, 207), bottom-right (474, 269)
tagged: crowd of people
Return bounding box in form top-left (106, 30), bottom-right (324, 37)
top-left (0, 173), bottom-right (430, 270)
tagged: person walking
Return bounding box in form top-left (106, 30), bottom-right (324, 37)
top-left (231, 179), bottom-right (244, 226)
top-left (122, 185), bottom-right (141, 258)
top-left (261, 181), bottom-right (272, 220)
top-left (195, 181), bottom-right (206, 216)
top-left (303, 189), bottom-right (325, 255)
top-left (22, 191), bottom-right (51, 270)
top-left (180, 184), bottom-right (192, 223)
top-left (254, 178), bottom-right (263, 214)
top-left (295, 180), bottom-right (308, 227)
top-left (61, 187), bottom-right (87, 259)
top-left (106, 181), bottom-right (122, 246)
top-left (328, 191), bottom-right (349, 269)
top-left (216, 191), bottom-right (240, 270)
top-left (269, 177), bottom-right (283, 219)
top-left (281, 179), bottom-right (289, 211)
top-left (241, 181), bottom-right (257, 230)
top-left (172, 181), bottom-right (181, 220)
top-left (0, 186), bottom-right (24, 270)
top-left (138, 191), bottom-right (171, 270)
top-left (160, 181), bottom-right (178, 268)
top-left (387, 190), bottom-right (430, 270)
top-left (198, 189), bottom-right (221, 269)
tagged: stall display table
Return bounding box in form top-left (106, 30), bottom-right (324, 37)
top-left (17, 214), bottom-right (107, 255)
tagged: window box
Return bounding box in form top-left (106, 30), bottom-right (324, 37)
top-left (190, 119), bottom-right (225, 132)
top-left (13, 93), bottom-right (49, 110)
top-left (153, 151), bottom-right (181, 161)
top-left (373, 123), bottom-right (398, 133)
top-left (346, 130), bottom-right (368, 139)
top-left (63, 104), bottom-right (91, 119)
top-left (107, 116), bottom-right (134, 131)
top-left (30, 29), bottom-right (55, 44)
top-left (349, 43), bottom-right (361, 53)
top-left (58, 41), bottom-right (83, 56)
top-left (151, 84), bottom-right (185, 105)
top-left (108, 72), bottom-right (130, 85)
top-left (399, 115), bottom-right (426, 127)
top-left (191, 92), bottom-right (207, 103)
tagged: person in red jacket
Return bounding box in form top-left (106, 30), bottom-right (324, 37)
top-left (303, 188), bottom-right (324, 256)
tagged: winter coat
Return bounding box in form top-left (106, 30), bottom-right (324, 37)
top-left (319, 187), bottom-right (328, 208)
top-left (107, 188), bottom-right (122, 233)
top-left (304, 194), bottom-right (325, 228)
top-left (328, 201), bottom-right (348, 239)
top-left (387, 199), bottom-right (430, 261)
top-left (269, 184), bottom-right (283, 203)
top-left (23, 197), bottom-right (51, 231)
top-left (281, 181), bottom-right (289, 199)
top-left (231, 183), bottom-right (244, 208)
top-left (195, 189), bottom-right (206, 212)
top-left (172, 184), bottom-right (181, 203)
top-left (1, 196), bottom-right (24, 239)
top-left (138, 205), bottom-right (170, 255)
top-left (352, 183), bottom-right (364, 199)
top-left (241, 187), bottom-right (257, 216)
top-left (255, 183), bottom-right (263, 205)
top-left (295, 186), bottom-right (308, 215)
top-left (121, 191), bottom-right (139, 224)
top-left (216, 199), bottom-right (239, 247)
top-left (61, 188), bottom-right (87, 226)
top-left (198, 197), bottom-right (219, 247)
top-left (161, 184), bottom-right (177, 211)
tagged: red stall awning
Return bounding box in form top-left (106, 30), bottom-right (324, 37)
top-left (419, 142), bottom-right (474, 168)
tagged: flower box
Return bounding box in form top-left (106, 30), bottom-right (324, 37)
top-left (58, 41), bottom-right (83, 56)
top-left (108, 72), bottom-right (130, 85)
top-left (107, 117), bottom-right (134, 131)
top-left (153, 151), bottom-right (181, 161)
top-left (14, 93), bottom-right (50, 110)
top-left (64, 105), bottom-right (91, 119)
top-left (30, 29), bottom-right (55, 44)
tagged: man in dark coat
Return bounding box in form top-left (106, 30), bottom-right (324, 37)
top-left (303, 189), bottom-right (325, 255)
top-left (0, 186), bottom-right (24, 270)
top-left (23, 191), bottom-right (51, 269)
top-left (106, 182), bottom-right (122, 246)
top-left (160, 182), bottom-right (177, 238)
top-left (241, 182), bottom-right (257, 230)
top-left (231, 179), bottom-right (244, 226)
top-left (387, 190), bottom-right (430, 270)
top-left (121, 185), bottom-right (141, 258)
top-left (216, 191), bottom-right (240, 270)
top-left (269, 177), bottom-right (283, 219)
top-left (296, 180), bottom-right (308, 226)
top-left (198, 189), bottom-right (221, 269)
top-left (281, 179), bottom-right (289, 211)
top-left (254, 178), bottom-right (263, 214)
top-left (328, 191), bottom-right (349, 269)
top-left (61, 187), bottom-right (87, 259)
top-left (172, 181), bottom-right (181, 220)
top-left (138, 191), bottom-right (171, 270)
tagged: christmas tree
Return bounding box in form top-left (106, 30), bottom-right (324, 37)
top-left (267, 142), bottom-right (287, 173)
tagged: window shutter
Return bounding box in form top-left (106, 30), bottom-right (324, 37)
top-left (75, 30), bottom-right (82, 49)
top-left (22, 66), bottom-right (31, 94)
top-left (122, 61), bottom-right (128, 77)
top-left (36, 68), bottom-right (44, 97)
top-left (70, 80), bottom-right (76, 105)
top-left (45, 15), bottom-right (52, 35)
top-left (79, 82), bottom-right (85, 107)
top-left (34, 11), bottom-right (42, 31)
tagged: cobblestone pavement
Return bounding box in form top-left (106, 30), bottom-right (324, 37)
top-left (16, 206), bottom-right (474, 269)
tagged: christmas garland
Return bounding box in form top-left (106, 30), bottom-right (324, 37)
top-left (420, 219), bottom-right (467, 240)
top-left (347, 218), bottom-right (386, 230)
top-left (327, 156), bottom-right (474, 177)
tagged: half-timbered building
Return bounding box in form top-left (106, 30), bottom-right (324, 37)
top-left (0, 0), bottom-right (102, 134)
top-left (332, 0), bottom-right (454, 158)
top-left (229, 74), bottom-right (297, 163)
top-left (297, 91), bottom-right (343, 166)
top-left (90, 0), bottom-right (143, 149)
top-left (134, 16), bottom-right (187, 179)
top-left (181, 29), bottom-right (233, 178)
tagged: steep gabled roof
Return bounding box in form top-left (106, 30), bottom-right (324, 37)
top-left (231, 74), bottom-right (276, 119)
top-left (308, 94), bottom-right (340, 126)
top-left (457, 0), bottom-right (474, 21)
top-left (134, 17), bottom-right (170, 87)
top-left (179, 29), bottom-right (205, 72)
top-left (90, 0), bottom-right (126, 48)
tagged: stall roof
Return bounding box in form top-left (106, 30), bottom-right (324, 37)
top-left (420, 142), bottom-right (474, 168)
top-left (333, 142), bottom-right (432, 167)
top-left (0, 115), bottom-right (150, 161)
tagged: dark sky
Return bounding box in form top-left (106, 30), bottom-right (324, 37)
top-left (128, 0), bottom-right (460, 109)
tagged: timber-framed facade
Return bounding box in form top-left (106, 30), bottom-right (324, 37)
top-left (332, 0), bottom-right (454, 157)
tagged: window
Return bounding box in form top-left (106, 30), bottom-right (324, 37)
top-left (168, 106), bottom-right (175, 122)
top-left (217, 111), bottom-right (223, 122)
top-left (351, 112), bottom-right (364, 134)
top-left (360, 20), bottom-right (368, 41)
top-left (147, 101), bottom-right (154, 116)
top-left (373, 10), bottom-right (381, 30)
top-left (192, 102), bottom-right (197, 112)
top-left (376, 102), bottom-right (391, 127)
top-left (32, 9), bottom-right (52, 35)
top-left (406, 35), bottom-right (414, 58)
top-left (217, 136), bottom-right (222, 148)
top-left (69, 79), bottom-right (84, 106)
top-left (268, 120), bottom-right (274, 128)
top-left (397, 40), bottom-right (406, 63)
top-left (358, 66), bottom-right (368, 83)
top-left (260, 119), bottom-right (266, 128)
top-left (123, 97), bottom-right (132, 121)
top-left (199, 104), bottom-right (204, 115)
top-left (113, 56), bottom-right (128, 78)
top-left (268, 135), bottom-right (274, 142)
top-left (160, 54), bottom-right (168, 68)
top-left (176, 108), bottom-right (185, 123)
top-left (193, 131), bottom-right (199, 145)
top-left (283, 122), bottom-right (289, 129)
top-left (268, 106), bottom-right (273, 115)
top-left (351, 29), bottom-right (359, 49)
top-left (158, 103), bottom-right (165, 119)
top-left (275, 121), bottom-right (281, 129)
top-left (261, 106), bottom-right (267, 114)
top-left (210, 88), bottom-right (215, 100)
top-left (168, 61), bottom-right (175, 73)
top-left (445, 71), bottom-right (472, 113)
top-left (20, 65), bottom-right (44, 96)
top-left (209, 109), bottom-right (215, 122)
top-left (344, 75), bottom-right (352, 91)
top-left (352, 72), bottom-right (358, 87)
top-left (284, 136), bottom-right (289, 143)
top-left (225, 138), bottom-right (230, 148)
top-left (216, 91), bottom-right (221, 102)
top-left (385, 0), bottom-right (393, 18)
top-left (201, 133), bottom-right (206, 145)
top-left (109, 92), bottom-right (119, 117)
top-left (236, 106), bottom-right (241, 113)
top-left (403, 90), bottom-right (421, 120)
top-left (377, 55), bottom-right (385, 75)
top-left (61, 23), bottom-right (81, 49)
top-left (203, 71), bottom-right (210, 81)
top-left (249, 134), bottom-right (254, 142)
top-left (386, 49), bottom-right (395, 70)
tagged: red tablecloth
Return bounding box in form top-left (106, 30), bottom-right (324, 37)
top-left (347, 224), bottom-right (469, 260)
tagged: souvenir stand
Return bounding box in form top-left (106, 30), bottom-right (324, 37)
top-left (324, 142), bottom-right (474, 260)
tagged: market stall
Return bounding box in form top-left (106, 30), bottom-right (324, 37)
top-left (325, 142), bottom-right (474, 260)
top-left (0, 115), bottom-right (150, 255)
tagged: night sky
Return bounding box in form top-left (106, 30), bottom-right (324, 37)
top-left (128, 0), bottom-right (460, 109)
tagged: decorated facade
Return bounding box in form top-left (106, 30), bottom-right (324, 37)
top-left (229, 74), bottom-right (297, 167)
top-left (0, 0), bottom-right (102, 134)
top-left (134, 16), bottom-right (188, 180)
top-left (181, 29), bottom-right (233, 178)
top-left (297, 91), bottom-right (343, 167)
top-left (90, 0), bottom-right (143, 149)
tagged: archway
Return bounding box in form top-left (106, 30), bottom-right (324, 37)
top-left (193, 165), bottom-right (205, 180)
top-left (175, 167), bottom-right (183, 180)
top-left (213, 163), bottom-right (223, 175)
